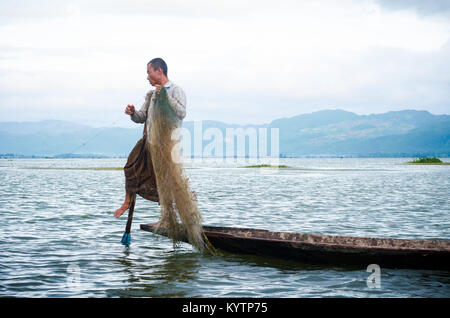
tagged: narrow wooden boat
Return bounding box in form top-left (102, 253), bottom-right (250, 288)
top-left (140, 224), bottom-right (450, 270)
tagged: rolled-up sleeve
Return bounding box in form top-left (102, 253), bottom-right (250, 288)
top-left (167, 86), bottom-right (186, 120)
top-left (130, 91), bottom-right (152, 123)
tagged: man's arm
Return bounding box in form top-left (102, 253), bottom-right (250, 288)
top-left (167, 86), bottom-right (186, 120)
top-left (130, 91), bottom-right (152, 123)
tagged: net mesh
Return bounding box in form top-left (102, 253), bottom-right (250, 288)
top-left (148, 87), bottom-right (206, 252)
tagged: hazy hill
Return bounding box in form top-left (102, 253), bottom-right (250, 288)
top-left (1, 110), bottom-right (449, 157)
top-left (271, 110), bottom-right (450, 156)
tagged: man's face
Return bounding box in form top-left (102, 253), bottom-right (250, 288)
top-left (147, 64), bottom-right (160, 86)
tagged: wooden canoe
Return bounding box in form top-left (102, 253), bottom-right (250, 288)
top-left (140, 224), bottom-right (450, 270)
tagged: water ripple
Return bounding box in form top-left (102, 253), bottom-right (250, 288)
top-left (0, 158), bottom-right (449, 297)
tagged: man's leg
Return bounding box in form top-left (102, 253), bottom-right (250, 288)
top-left (150, 198), bottom-right (174, 228)
top-left (149, 191), bottom-right (197, 227)
top-left (114, 191), bottom-right (131, 218)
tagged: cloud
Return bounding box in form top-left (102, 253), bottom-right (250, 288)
top-left (375, 0), bottom-right (450, 18)
top-left (0, 0), bottom-right (449, 127)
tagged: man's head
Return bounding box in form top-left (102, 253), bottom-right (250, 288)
top-left (147, 58), bottom-right (168, 86)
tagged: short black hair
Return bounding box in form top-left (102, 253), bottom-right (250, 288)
top-left (148, 58), bottom-right (168, 76)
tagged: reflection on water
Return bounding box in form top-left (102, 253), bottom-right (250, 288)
top-left (0, 158), bottom-right (449, 297)
top-left (106, 250), bottom-right (202, 298)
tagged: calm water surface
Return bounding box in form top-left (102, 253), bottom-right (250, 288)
top-left (0, 158), bottom-right (449, 297)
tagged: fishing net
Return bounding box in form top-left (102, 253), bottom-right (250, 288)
top-left (148, 87), bottom-right (207, 252)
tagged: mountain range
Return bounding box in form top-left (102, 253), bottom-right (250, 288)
top-left (1, 109), bottom-right (449, 157)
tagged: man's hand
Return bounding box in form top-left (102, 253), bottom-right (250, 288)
top-left (125, 104), bottom-right (135, 115)
top-left (155, 84), bottom-right (162, 94)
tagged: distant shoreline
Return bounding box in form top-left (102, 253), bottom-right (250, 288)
top-left (1, 154), bottom-right (449, 160)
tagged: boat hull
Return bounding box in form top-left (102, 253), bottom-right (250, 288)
top-left (140, 224), bottom-right (450, 270)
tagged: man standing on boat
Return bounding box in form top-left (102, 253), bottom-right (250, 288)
top-left (114, 57), bottom-right (187, 219)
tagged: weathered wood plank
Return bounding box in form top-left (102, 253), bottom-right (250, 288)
top-left (140, 224), bottom-right (450, 270)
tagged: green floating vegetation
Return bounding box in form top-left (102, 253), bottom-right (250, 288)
top-left (241, 164), bottom-right (292, 168)
top-left (407, 157), bottom-right (450, 165)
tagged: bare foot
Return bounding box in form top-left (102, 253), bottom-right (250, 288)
top-left (150, 220), bottom-right (169, 228)
top-left (150, 221), bottom-right (161, 227)
top-left (114, 202), bottom-right (129, 218)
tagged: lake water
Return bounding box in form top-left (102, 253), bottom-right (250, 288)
top-left (0, 157), bottom-right (449, 297)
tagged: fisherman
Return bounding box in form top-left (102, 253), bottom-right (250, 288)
top-left (114, 58), bottom-right (187, 222)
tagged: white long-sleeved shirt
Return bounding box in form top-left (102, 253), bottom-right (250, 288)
top-left (130, 81), bottom-right (186, 142)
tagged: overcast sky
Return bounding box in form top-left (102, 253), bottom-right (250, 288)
top-left (1, 0), bottom-right (449, 127)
